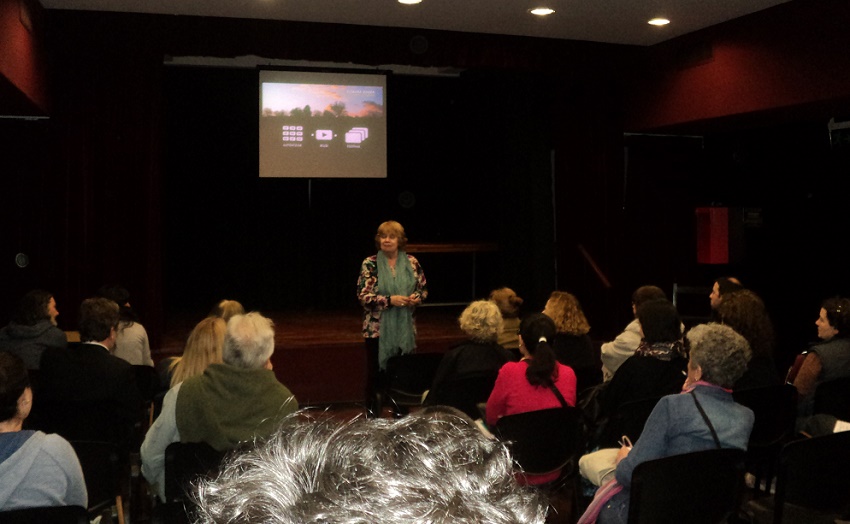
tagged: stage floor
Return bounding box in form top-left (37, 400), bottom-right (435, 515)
top-left (154, 306), bottom-right (467, 406)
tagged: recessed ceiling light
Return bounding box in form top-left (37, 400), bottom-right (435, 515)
top-left (648, 18), bottom-right (670, 26)
top-left (529, 7), bottom-right (555, 16)
top-left (398, 0), bottom-right (422, 4)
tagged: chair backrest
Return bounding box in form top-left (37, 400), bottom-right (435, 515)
top-left (69, 440), bottom-right (124, 517)
top-left (35, 400), bottom-right (135, 454)
top-left (430, 372), bottom-right (498, 420)
top-left (495, 406), bottom-right (583, 476)
top-left (164, 441), bottom-right (227, 503)
top-left (385, 353), bottom-right (444, 396)
top-left (628, 448), bottom-right (746, 524)
top-left (813, 376), bottom-right (850, 421)
top-left (573, 365), bottom-right (603, 395)
top-left (773, 431), bottom-right (850, 524)
top-left (0, 505), bottom-right (89, 524)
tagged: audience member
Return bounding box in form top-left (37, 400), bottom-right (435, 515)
top-left (424, 300), bottom-right (513, 408)
top-left (0, 290), bottom-right (66, 370)
top-left (0, 353), bottom-right (87, 511)
top-left (542, 291), bottom-right (598, 387)
top-left (600, 285), bottom-right (667, 381)
top-left (99, 285), bottom-right (153, 366)
top-left (141, 312), bottom-right (298, 502)
top-left (160, 316), bottom-right (226, 389)
top-left (714, 289), bottom-right (780, 390)
top-left (489, 287), bottom-right (524, 353)
top-left (209, 299), bottom-right (245, 322)
top-left (578, 323), bottom-right (754, 523)
top-left (486, 312), bottom-right (577, 485)
top-left (192, 410), bottom-right (549, 524)
top-left (708, 276), bottom-right (744, 311)
top-left (793, 296), bottom-right (850, 416)
top-left (596, 299), bottom-right (687, 448)
top-left (36, 297), bottom-right (140, 450)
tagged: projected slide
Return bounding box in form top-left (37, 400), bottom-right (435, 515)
top-left (259, 70), bottom-right (387, 178)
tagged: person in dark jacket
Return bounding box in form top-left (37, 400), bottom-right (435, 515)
top-left (0, 290), bottom-right (66, 370)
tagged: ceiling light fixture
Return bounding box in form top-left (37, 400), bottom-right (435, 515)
top-left (398, 0), bottom-right (422, 4)
top-left (529, 7), bottom-right (555, 16)
top-left (648, 18), bottom-right (670, 26)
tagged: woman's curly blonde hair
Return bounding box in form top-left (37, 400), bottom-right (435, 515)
top-left (543, 291), bottom-right (590, 336)
top-left (459, 300), bottom-right (504, 343)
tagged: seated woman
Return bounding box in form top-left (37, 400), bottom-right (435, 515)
top-left (424, 300), bottom-right (514, 413)
top-left (486, 313), bottom-right (577, 485)
top-left (0, 352), bottom-right (87, 510)
top-left (793, 296), bottom-right (850, 416)
top-left (714, 289), bottom-right (780, 390)
top-left (160, 316), bottom-right (226, 390)
top-left (209, 299), bottom-right (245, 322)
top-left (489, 287), bottom-right (524, 355)
top-left (578, 323), bottom-right (754, 524)
top-left (543, 291), bottom-right (599, 390)
top-left (598, 298), bottom-right (688, 444)
top-left (99, 285), bottom-right (153, 366)
top-left (0, 289), bottom-right (66, 371)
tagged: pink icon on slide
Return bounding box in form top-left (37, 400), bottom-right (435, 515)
top-left (315, 130), bottom-right (333, 140)
top-left (345, 127), bottom-right (369, 144)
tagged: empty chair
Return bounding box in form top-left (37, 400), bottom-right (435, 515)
top-left (383, 353), bottom-right (443, 417)
top-left (628, 448), bottom-right (746, 524)
top-left (733, 383), bottom-right (798, 497)
top-left (0, 505), bottom-right (89, 524)
top-left (747, 431), bottom-right (850, 524)
top-left (70, 440), bottom-right (126, 524)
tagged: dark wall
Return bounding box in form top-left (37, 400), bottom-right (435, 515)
top-left (4, 4), bottom-right (849, 361)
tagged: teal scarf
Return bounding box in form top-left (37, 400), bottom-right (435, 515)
top-left (377, 250), bottom-right (417, 369)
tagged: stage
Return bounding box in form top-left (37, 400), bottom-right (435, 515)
top-left (153, 305), bottom-right (467, 406)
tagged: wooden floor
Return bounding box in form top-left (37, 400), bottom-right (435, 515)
top-left (153, 305), bottom-right (467, 406)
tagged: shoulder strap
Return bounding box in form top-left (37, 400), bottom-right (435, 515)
top-left (690, 391), bottom-right (721, 449)
top-left (549, 383), bottom-right (570, 408)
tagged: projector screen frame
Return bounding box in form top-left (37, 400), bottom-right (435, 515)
top-left (258, 66), bottom-right (390, 179)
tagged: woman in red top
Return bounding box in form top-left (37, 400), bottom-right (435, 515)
top-left (486, 313), bottom-right (577, 484)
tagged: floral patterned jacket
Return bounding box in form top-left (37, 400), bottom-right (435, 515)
top-left (357, 254), bottom-right (427, 338)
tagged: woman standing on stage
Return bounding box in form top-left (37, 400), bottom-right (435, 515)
top-left (357, 221), bottom-right (427, 417)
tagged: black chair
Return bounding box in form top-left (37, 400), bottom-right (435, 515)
top-left (161, 441), bottom-right (227, 524)
top-left (33, 399), bottom-right (136, 457)
top-left (0, 505), bottom-right (89, 524)
top-left (813, 376), bottom-right (850, 421)
top-left (573, 365), bottom-right (603, 396)
top-left (383, 353), bottom-right (443, 417)
top-left (495, 406), bottom-right (584, 479)
top-left (427, 371), bottom-right (498, 420)
top-left (628, 448), bottom-right (746, 524)
top-left (733, 383), bottom-right (798, 497)
top-left (747, 431), bottom-right (850, 524)
top-left (70, 440), bottom-right (126, 524)
top-left (496, 407), bottom-right (585, 523)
